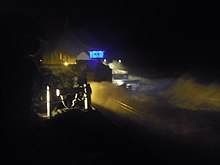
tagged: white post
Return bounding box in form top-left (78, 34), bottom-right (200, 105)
top-left (84, 97), bottom-right (88, 110)
top-left (46, 86), bottom-right (50, 118)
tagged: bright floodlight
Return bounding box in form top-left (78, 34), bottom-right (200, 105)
top-left (118, 59), bottom-right (121, 63)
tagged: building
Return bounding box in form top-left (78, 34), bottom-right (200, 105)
top-left (31, 30), bottom-right (112, 82)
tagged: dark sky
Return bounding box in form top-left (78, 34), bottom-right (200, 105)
top-left (1, 0), bottom-right (220, 73)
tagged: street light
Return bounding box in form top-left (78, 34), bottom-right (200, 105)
top-left (64, 62), bottom-right (69, 66)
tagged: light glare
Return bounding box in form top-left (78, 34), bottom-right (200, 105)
top-left (64, 62), bottom-right (69, 66)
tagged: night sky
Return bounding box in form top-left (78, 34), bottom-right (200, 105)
top-left (1, 0), bottom-right (220, 79)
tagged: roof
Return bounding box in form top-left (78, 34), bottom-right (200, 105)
top-left (32, 30), bottom-right (93, 61)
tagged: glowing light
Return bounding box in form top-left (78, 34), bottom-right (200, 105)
top-left (89, 50), bottom-right (104, 59)
top-left (46, 86), bottom-right (50, 118)
top-left (113, 79), bottom-right (124, 86)
top-left (104, 59), bottom-right (107, 62)
top-left (118, 59), bottom-right (121, 63)
top-left (56, 89), bottom-right (60, 96)
top-left (64, 62), bottom-right (69, 66)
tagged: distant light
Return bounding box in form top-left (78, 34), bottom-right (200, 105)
top-left (89, 50), bottom-right (104, 59)
top-left (118, 59), bottom-right (121, 63)
top-left (113, 79), bottom-right (124, 86)
top-left (40, 59), bottom-right (42, 62)
top-left (64, 62), bottom-right (69, 66)
top-left (104, 59), bottom-right (107, 62)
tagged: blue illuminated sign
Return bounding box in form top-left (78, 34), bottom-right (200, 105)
top-left (89, 51), bottom-right (104, 59)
